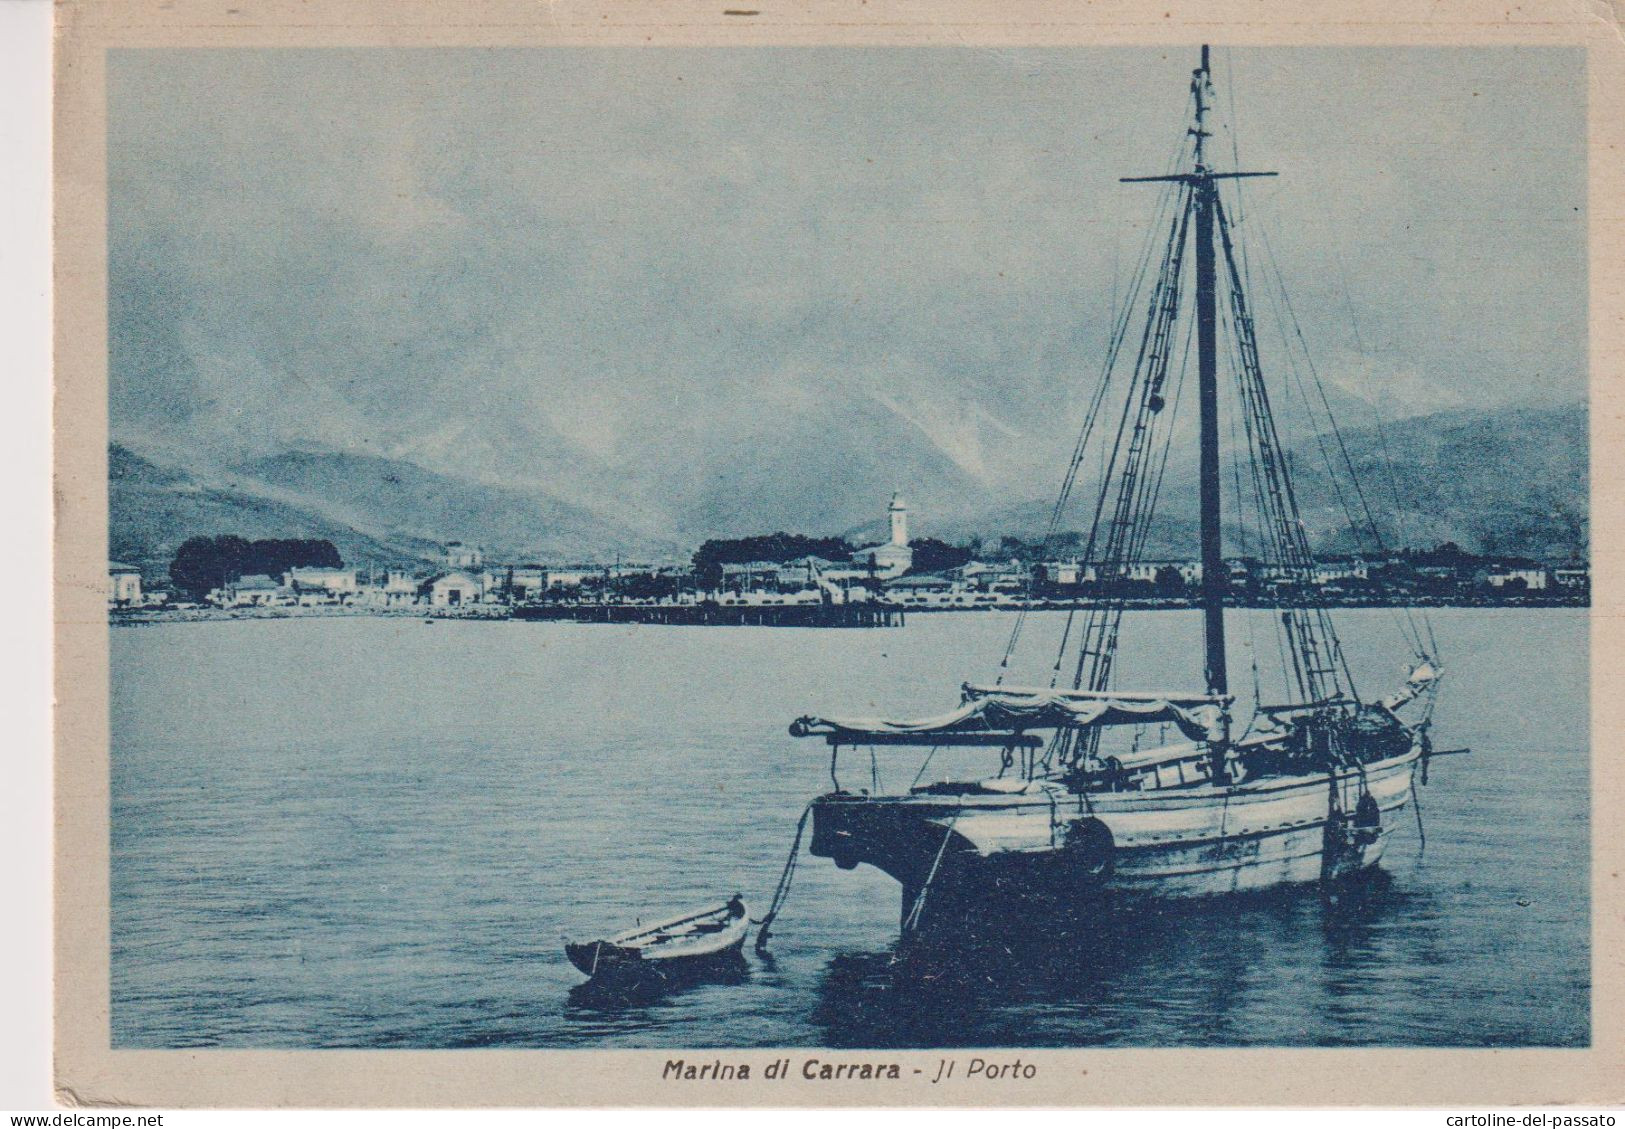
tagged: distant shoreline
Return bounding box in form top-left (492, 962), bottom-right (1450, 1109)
top-left (108, 595), bottom-right (1588, 627)
top-left (108, 605), bottom-right (510, 626)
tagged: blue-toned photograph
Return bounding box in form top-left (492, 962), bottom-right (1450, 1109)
top-left (106, 46), bottom-right (1588, 1049)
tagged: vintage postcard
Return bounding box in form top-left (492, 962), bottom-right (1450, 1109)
top-left (52, 0), bottom-right (1625, 1108)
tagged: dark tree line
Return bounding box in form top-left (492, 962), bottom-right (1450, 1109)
top-left (169, 536), bottom-right (342, 600)
top-left (691, 533), bottom-right (853, 586)
top-left (907, 537), bottom-right (975, 574)
top-left (688, 531), bottom-right (983, 586)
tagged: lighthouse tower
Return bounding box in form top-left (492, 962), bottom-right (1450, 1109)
top-left (847, 493), bottom-right (914, 580)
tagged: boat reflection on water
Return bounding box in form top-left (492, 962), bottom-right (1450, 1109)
top-left (809, 871), bottom-right (1434, 1049)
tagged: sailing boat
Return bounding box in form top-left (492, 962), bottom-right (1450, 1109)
top-left (780, 48), bottom-right (1449, 939)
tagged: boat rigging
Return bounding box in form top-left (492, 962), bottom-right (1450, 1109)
top-left (773, 46), bottom-right (1453, 941)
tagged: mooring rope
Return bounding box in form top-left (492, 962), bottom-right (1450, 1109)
top-left (901, 807), bottom-right (963, 936)
top-left (1410, 770), bottom-right (1426, 856)
top-left (753, 802), bottom-right (813, 954)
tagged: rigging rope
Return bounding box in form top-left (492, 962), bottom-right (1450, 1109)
top-left (999, 99), bottom-right (1199, 685)
top-left (996, 174), bottom-right (1182, 681)
top-left (1219, 290), bottom-right (1292, 713)
top-left (1216, 193), bottom-right (1359, 703)
top-left (1334, 244), bottom-right (1441, 662)
top-left (909, 744), bottom-right (941, 790)
top-left (1254, 221), bottom-right (1431, 662)
top-left (1221, 284), bottom-right (1299, 706)
top-left (995, 62), bottom-right (1433, 769)
top-left (1052, 186), bottom-right (1197, 766)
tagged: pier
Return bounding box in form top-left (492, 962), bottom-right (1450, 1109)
top-left (512, 602), bottom-right (904, 628)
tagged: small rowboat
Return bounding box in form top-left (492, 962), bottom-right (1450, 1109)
top-left (565, 896), bottom-right (750, 982)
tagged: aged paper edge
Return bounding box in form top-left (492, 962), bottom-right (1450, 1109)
top-left (51, 0), bottom-right (1625, 1108)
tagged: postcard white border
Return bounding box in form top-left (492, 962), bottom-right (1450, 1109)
top-left (52, 0), bottom-right (1625, 1107)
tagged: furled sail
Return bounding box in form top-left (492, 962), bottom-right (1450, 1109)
top-left (1380, 660), bottom-right (1443, 712)
top-left (790, 683), bottom-right (1232, 745)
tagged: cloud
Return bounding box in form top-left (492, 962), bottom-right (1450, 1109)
top-left (108, 46), bottom-right (1587, 535)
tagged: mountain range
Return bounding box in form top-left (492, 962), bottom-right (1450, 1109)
top-left (928, 402), bottom-right (1588, 562)
top-left (109, 400), bottom-right (1586, 583)
top-left (108, 444), bottom-right (669, 582)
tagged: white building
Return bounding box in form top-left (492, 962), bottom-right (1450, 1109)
top-left (883, 574), bottom-right (964, 606)
top-left (108, 562), bottom-right (143, 607)
top-left (1312, 560), bottom-right (1371, 585)
top-left (476, 566), bottom-right (557, 602)
top-left (506, 567), bottom-right (548, 600)
top-left (426, 570), bottom-right (483, 607)
top-left (847, 493), bottom-right (914, 580)
top-left (545, 567), bottom-right (598, 589)
top-left (1553, 564), bottom-right (1589, 590)
top-left (1484, 566), bottom-right (1550, 591)
top-left (1123, 560), bottom-right (1201, 586)
top-left (776, 556), bottom-right (838, 590)
top-left (378, 570), bottom-right (421, 606)
top-left (1038, 561), bottom-right (1097, 587)
top-left (720, 561), bottom-right (782, 589)
top-left (953, 560), bottom-right (1028, 592)
top-left (285, 567), bottom-right (359, 603)
top-left (443, 541), bottom-right (484, 570)
top-left (223, 574), bottom-right (287, 606)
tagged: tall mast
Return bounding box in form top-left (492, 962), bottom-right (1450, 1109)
top-left (1121, 47), bottom-right (1275, 774)
top-left (1191, 46), bottom-right (1226, 703)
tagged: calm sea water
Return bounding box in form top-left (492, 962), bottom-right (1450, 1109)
top-left (110, 609), bottom-right (1589, 1048)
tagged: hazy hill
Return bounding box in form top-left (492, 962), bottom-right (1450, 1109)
top-left (108, 401), bottom-right (1587, 582)
top-left (1279, 402), bottom-right (1586, 559)
top-left (110, 444), bottom-right (671, 585)
top-left (227, 451), bottom-right (669, 563)
top-left (664, 386), bottom-right (1000, 542)
top-left (939, 402), bottom-right (1587, 561)
top-left (110, 444), bottom-right (436, 583)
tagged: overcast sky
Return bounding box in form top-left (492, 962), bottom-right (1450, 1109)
top-left (108, 46), bottom-right (1586, 519)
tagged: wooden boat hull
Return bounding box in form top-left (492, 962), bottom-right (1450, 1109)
top-left (565, 901), bottom-right (751, 982)
top-left (565, 932), bottom-right (748, 981)
top-left (809, 749), bottom-right (1421, 934)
